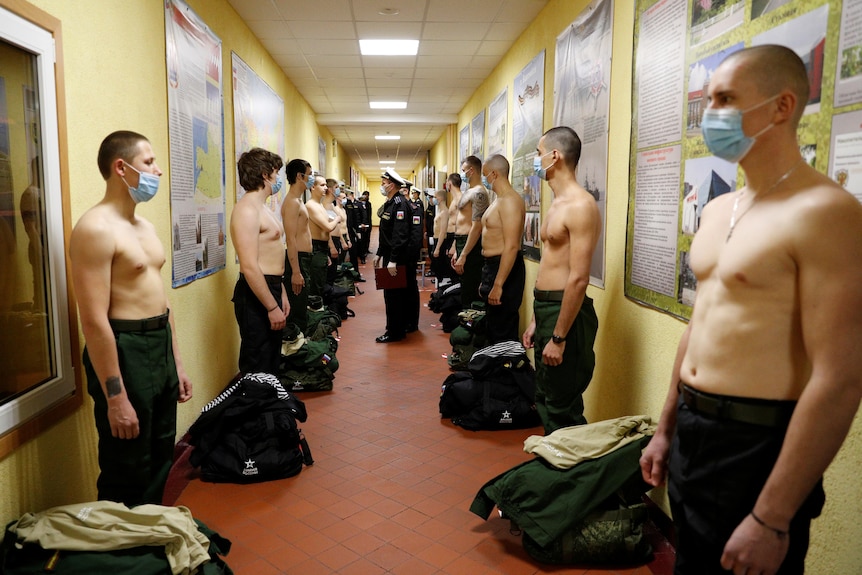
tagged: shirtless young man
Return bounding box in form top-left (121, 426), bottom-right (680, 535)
top-left (450, 156), bottom-right (489, 308)
top-left (521, 127), bottom-right (601, 434)
top-left (281, 158), bottom-right (314, 331)
top-left (639, 45), bottom-right (862, 575)
top-left (305, 174), bottom-right (341, 297)
top-left (479, 154), bottom-right (526, 344)
top-left (230, 147), bottom-right (287, 376)
top-left (71, 130), bottom-right (192, 506)
top-left (430, 175), bottom-right (456, 282)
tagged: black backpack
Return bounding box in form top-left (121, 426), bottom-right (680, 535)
top-left (188, 373), bottom-right (313, 483)
top-left (323, 283), bottom-right (355, 320)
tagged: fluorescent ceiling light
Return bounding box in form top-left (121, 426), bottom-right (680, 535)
top-left (379, 160), bottom-right (396, 164)
top-left (370, 101), bottom-right (407, 109)
top-left (360, 39), bottom-right (418, 56)
top-left (375, 135), bottom-right (401, 140)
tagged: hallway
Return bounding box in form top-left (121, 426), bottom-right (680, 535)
top-left (173, 259), bottom-right (673, 574)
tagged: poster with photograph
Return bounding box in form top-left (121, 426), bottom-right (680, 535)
top-left (471, 111), bottom-right (485, 159)
top-left (626, 0), bottom-right (857, 318)
top-left (553, 0), bottom-right (614, 287)
top-left (486, 88), bottom-right (507, 157)
top-left (513, 51), bottom-right (545, 197)
top-left (165, 0), bottom-right (226, 288)
top-left (459, 124), bottom-right (470, 164)
top-left (318, 137), bottom-right (326, 177)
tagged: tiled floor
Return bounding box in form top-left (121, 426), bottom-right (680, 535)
top-left (174, 258), bottom-right (674, 574)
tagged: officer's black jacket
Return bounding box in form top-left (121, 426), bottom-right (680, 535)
top-left (344, 199), bottom-right (360, 239)
top-left (377, 193), bottom-right (412, 265)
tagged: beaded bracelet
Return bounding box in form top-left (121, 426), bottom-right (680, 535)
top-left (750, 511), bottom-right (788, 538)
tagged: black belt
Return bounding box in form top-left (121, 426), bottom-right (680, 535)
top-left (679, 384), bottom-right (796, 428)
top-left (109, 312), bottom-right (169, 333)
top-left (312, 239), bottom-right (329, 252)
top-left (534, 289), bottom-right (564, 302)
top-left (239, 273), bottom-right (282, 286)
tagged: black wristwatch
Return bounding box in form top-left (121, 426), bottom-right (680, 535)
top-left (551, 334), bottom-right (566, 344)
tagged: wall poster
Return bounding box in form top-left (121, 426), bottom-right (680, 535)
top-left (165, 0), bottom-right (226, 288)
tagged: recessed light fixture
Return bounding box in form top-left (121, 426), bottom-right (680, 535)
top-left (375, 135), bottom-right (401, 140)
top-left (370, 101), bottom-right (407, 109)
top-left (378, 8), bottom-right (400, 16)
top-left (379, 160), bottom-right (396, 164)
top-left (360, 39), bottom-right (419, 56)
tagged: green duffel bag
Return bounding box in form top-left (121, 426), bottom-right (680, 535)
top-left (521, 503), bottom-right (652, 565)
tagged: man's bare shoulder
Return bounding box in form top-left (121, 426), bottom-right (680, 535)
top-left (791, 171), bottom-right (862, 243)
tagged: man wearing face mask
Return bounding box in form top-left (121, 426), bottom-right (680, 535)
top-left (522, 127), bottom-right (600, 434)
top-left (358, 191), bottom-right (373, 262)
top-left (479, 154), bottom-right (526, 344)
top-left (70, 131), bottom-right (193, 506)
top-left (230, 147), bottom-right (289, 376)
top-left (433, 173), bottom-right (461, 282)
top-left (306, 174), bottom-right (342, 298)
top-left (374, 169), bottom-right (413, 342)
top-left (450, 155), bottom-right (489, 308)
top-left (281, 158), bottom-right (314, 332)
top-left (639, 46), bottom-right (862, 575)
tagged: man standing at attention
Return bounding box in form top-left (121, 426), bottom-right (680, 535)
top-left (433, 173), bottom-right (460, 282)
top-left (71, 130), bottom-right (193, 506)
top-left (522, 126), bottom-right (600, 434)
top-left (374, 169), bottom-right (413, 343)
top-left (281, 158), bottom-right (314, 332)
top-left (640, 45), bottom-right (862, 575)
top-left (450, 155), bottom-right (489, 308)
top-left (306, 174), bottom-right (341, 297)
top-left (479, 154), bottom-right (526, 344)
top-left (230, 147), bottom-right (288, 375)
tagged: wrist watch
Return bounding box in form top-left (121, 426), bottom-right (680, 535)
top-left (551, 334), bottom-right (566, 344)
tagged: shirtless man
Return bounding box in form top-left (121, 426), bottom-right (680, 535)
top-left (281, 158), bottom-right (314, 331)
top-left (70, 130), bottom-right (192, 506)
top-left (230, 147), bottom-right (287, 376)
top-left (450, 155), bottom-right (489, 308)
top-left (640, 45), bottom-right (862, 575)
top-left (326, 179), bottom-right (350, 267)
top-left (433, 173), bottom-right (461, 283)
top-left (479, 154), bottom-right (526, 344)
top-left (305, 174), bottom-right (341, 297)
top-left (522, 127), bottom-right (600, 434)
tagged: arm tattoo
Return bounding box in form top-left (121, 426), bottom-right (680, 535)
top-left (105, 376), bottom-right (122, 398)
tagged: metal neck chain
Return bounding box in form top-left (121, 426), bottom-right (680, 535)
top-left (726, 160), bottom-right (805, 242)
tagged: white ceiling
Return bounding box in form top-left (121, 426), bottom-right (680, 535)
top-left (227, 0), bottom-right (549, 179)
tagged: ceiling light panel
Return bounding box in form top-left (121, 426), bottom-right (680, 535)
top-left (369, 101), bottom-right (407, 109)
top-left (359, 39), bottom-right (419, 55)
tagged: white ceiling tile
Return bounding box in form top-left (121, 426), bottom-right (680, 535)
top-left (498, 0), bottom-right (547, 23)
top-left (313, 66), bottom-right (365, 79)
top-left (265, 39), bottom-right (303, 56)
top-left (426, 0), bottom-right (504, 22)
top-left (354, 21), bottom-right (423, 39)
top-left (476, 41), bottom-right (511, 57)
top-left (366, 78), bottom-right (412, 89)
top-left (290, 21), bottom-right (356, 38)
top-left (352, 0), bottom-right (429, 21)
top-left (421, 22), bottom-right (490, 40)
top-left (319, 77), bottom-right (366, 88)
top-left (227, 0), bottom-right (277, 21)
top-left (364, 67), bottom-right (414, 79)
top-left (360, 55), bottom-right (417, 69)
top-left (418, 40), bottom-right (480, 57)
top-left (306, 54), bottom-right (363, 68)
top-left (246, 20), bottom-right (294, 39)
top-left (302, 39), bottom-right (361, 56)
top-left (272, 0), bottom-right (353, 21)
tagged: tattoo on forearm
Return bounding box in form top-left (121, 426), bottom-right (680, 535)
top-left (106, 377), bottom-right (122, 398)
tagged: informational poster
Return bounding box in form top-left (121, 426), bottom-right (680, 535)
top-left (626, 0), bottom-right (857, 318)
top-left (554, 0), bottom-right (614, 288)
top-left (165, 0), bottom-right (226, 288)
top-left (471, 110), bottom-right (485, 159)
top-left (231, 52), bottom-right (285, 214)
top-left (486, 88), bottom-right (507, 157)
top-left (512, 51), bottom-right (545, 261)
top-left (317, 137), bottom-right (326, 177)
top-left (459, 124), bottom-right (470, 164)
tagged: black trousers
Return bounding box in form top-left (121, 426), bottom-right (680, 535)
top-left (669, 396), bottom-right (824, 574)
top-left (454, 234), bottom-right (483, 308)
top-left (479, 252), bottom-right (525, 344)
top-left (232, 273), bottom-right (283, 375)
top-left (284, 250), bottom-right (311, 332)
top-left (310, 240), bottom-right (329, 297)
top-left (431, 232), bottom-right (456, 281)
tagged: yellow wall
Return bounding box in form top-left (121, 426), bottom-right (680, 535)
top-left (1, 0), bottom-right (859, 572)
top-left (430, 0), bottom-right (862, 572)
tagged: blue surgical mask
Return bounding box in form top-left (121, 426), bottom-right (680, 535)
top-left (533, 152), bottom-right (555, 181)
top-left (701, 95), bottom-right (779, 163)
top-left (334, 189), bottom-right (341, 198)
top-left (305, 174), bottom-right (315, 191)
top-left (123, 162), bottom-right (160, 203)
top-left (271, 175), bottom-right (283, 195)
top-left (432, 197), bottom-right (439, 206)
top-left (481, 175), bottom-right (494, 191)
top-left (341, 198), bottom-right (347, 206)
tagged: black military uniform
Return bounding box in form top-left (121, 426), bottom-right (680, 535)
top-left (344, 193), bottom-right (362, 268)
top-left (358, 194), bottom-right (372, 261)
top-left (376, 170), bottom-right (413, 342)
top-left (405, 186), bottom-right (424, 332)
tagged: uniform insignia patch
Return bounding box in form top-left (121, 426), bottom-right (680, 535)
top-left (412, 216), bottom-right (420, 225)
top-left (396, 211), bottom-right (404, 220)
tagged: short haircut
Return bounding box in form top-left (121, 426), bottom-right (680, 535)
top-left (542, 126), bottom-right (582, 170)
top-left (724, 45), bottom-right (810, 125)
top-left (448, 172), bottom-right (462, 187)
top-left (326, 178), bottom-right (337, 188)
top-left (237, 148), bottom-right (283, 192)
top-left (484, 154), bottom-right (510, 178)
top-left (462, 155), bottom-right (482, 172)
top-left (286, 158), bottom-right (311, 184)
top-left (97, 130), bottom-right (148, 180)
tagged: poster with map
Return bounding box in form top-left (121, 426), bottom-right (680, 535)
top-left (165, 0), bottom-right (226, 287)
top-left (231, 52), bottom-right (285, 213)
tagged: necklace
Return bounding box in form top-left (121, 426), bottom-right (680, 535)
top-left (726, 160), bottom-right (804, 242)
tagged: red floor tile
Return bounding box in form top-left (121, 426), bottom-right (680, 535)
top-left (174, 252), bottom-right (673, 573)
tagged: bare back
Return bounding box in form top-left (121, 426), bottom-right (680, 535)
top-left (535, 185), bottom-right (600, 290)
top-left (683, 169), bottom-right (862, 400)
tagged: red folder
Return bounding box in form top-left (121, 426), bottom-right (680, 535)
top-left (374, 266), bottom-right (407, 290)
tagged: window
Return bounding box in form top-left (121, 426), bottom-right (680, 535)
top-left (0, 1), bottom-right (80, 455)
